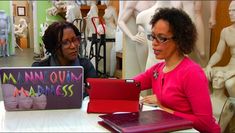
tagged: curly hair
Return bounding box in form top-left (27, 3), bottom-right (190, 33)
top-left (42, 21), bottom-right (81, 54)
top-left (150, 8), bottom-right (197, 54)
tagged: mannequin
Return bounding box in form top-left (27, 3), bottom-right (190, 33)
top-left (115, 1), bottom-right (124, 52)
top-left (118, 1), bottom-right (156, 76)
top-left (171, 1), bottom-right (218, 66)
top-left (97, 0), bottom-right (118, 76)
top-left (209, 1), bottom-right (218, 29)
top-left (85, 0), bottom-right (98, 61)
top-left (14, 18), bottom-right (28, 38)
top-left (98, 0), bottom-right (117, 38)
top-left (0, 10), bottom-right (10, 57)
top-left (205, 1), bottom-right (235, 98)
top-left (65, 1), bottom-right (82, 30)
top-left (210, 70), bottom-right (234, 133)
top-left (85, 0), bottom-right (98, 38)
top-left (135, 1), bottom-right (172, 69)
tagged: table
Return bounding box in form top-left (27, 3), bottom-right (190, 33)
top-left (0, 98), bottom-right (198, 132)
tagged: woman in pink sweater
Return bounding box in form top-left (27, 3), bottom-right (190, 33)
top-left (134, 8), bottom-right (220, 133)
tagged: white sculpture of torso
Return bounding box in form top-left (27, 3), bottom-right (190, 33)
top-left (0, 11), bottom-right (8, 33)
top-left (118, 1), bottom-right (155, 77)
top-left (135, 1), bottom-right (172, 69)
top-left (66, 1), bottom-right (82, 31)
top-left (102, 4), bottom-right (117, 38)
top-left (86, 0), bottom-right (98, 37)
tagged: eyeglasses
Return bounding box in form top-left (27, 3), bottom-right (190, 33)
top-left (147, 34), bottom-right (174, 44)
top-left (59, 36), bottom-right (81, 48)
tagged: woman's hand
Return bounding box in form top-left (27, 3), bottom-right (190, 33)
top-left (204, 65), bottom-right (213, 81)
top-left (141, 94), bottom-right (174, 114)
top-left (132, 32), bottom-right (147, 45)
top-left (141, 94), bottom-right (158, 105)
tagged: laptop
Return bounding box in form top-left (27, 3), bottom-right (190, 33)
top-left (86, 78), bottom-right (141, 113)
top-left (99, 110), bottom-right (193, 132)
top-left (0, 66), bottom-right (83, 111)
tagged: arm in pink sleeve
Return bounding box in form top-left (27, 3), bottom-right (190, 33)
top-left (174, 68), bottom-right (220, 133)
top-left (133, 67), bottom-right (153, 90)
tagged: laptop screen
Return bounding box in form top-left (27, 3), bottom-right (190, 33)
top-left (0, 66), bottom-right (83, 111)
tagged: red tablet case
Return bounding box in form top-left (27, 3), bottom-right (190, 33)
top-left (99, 110), bottom-right (193, 133)
top-left (86, 78), bottom-right (141, 113)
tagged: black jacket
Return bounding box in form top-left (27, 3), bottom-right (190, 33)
top-left (32, 56), bottom-right (97, 98)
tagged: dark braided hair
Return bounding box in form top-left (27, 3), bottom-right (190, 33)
top-left (150, 7), bottom-right (197, 54)
top-left (42, 21), bottom-right (81, 54)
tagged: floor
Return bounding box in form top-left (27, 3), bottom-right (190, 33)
top-left (0, 48), bottom-right (35, 67)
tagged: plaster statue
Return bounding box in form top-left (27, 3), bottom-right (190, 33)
top-left (66, 1), bottom-right (82, 30)
top-left (97, 0), bottom-right (118, 76)
top-left (14, 18), bottom-right (28, 38)
top-left (171, 1), bottom-right (218, 66)
top-left (205, 1), bottom-right (235, 98)
top-left (98, 0), bottom-right (117, 38)
top-left (0, 10), bottom-right (10, 57)
top-left (135, 1), bottom-right (172, 70)
top-left (210, 70), bottom-right (234, 133)
top-left (209, 1), bottom-right (218, 29)
top-left (118, 1), bottom-right (156, 75)
top-left (115, 1), bottom-right (124, 52)
top-left (85, 0), bottom-right (99, 64)
top-left (85, 0), bottom-right (99, 38)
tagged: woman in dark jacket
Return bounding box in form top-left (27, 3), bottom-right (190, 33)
top-left (32, 21), bottom-right (97, 97)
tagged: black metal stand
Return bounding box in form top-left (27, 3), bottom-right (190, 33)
top-left (88, 34), bottom-right (115, 77)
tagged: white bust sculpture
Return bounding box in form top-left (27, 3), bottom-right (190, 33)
top-left (98, 0), bottom-right (117, 38)
top-left (14, 18), bottom-right (28, 38)
top-left (210, 70), bottom-right (234, 133)
top-left (205, 1), bottom-right (235, 98)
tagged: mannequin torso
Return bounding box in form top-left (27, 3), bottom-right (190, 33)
top-left (98, 1), bottom-right (117, 38)
top-left (66, 1), bottom-right (82, 22)
top-left (86, 0), bottom-right (98, 37)
top-left (0, 11), bottom-right (8, 33)
top-left (135, 1), bottom-right (172, 69)
top-left (118, 1), bottom-right (155, 75)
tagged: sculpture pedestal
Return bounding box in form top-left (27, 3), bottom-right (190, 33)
top-left (16, 37), bottom-right (27, 48)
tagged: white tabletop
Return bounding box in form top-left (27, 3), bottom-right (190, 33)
top-left (0, 98), bottom-right (198, 132)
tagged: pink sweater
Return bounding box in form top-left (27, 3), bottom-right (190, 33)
top-left (134, 57), bottom-right (220, 133)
